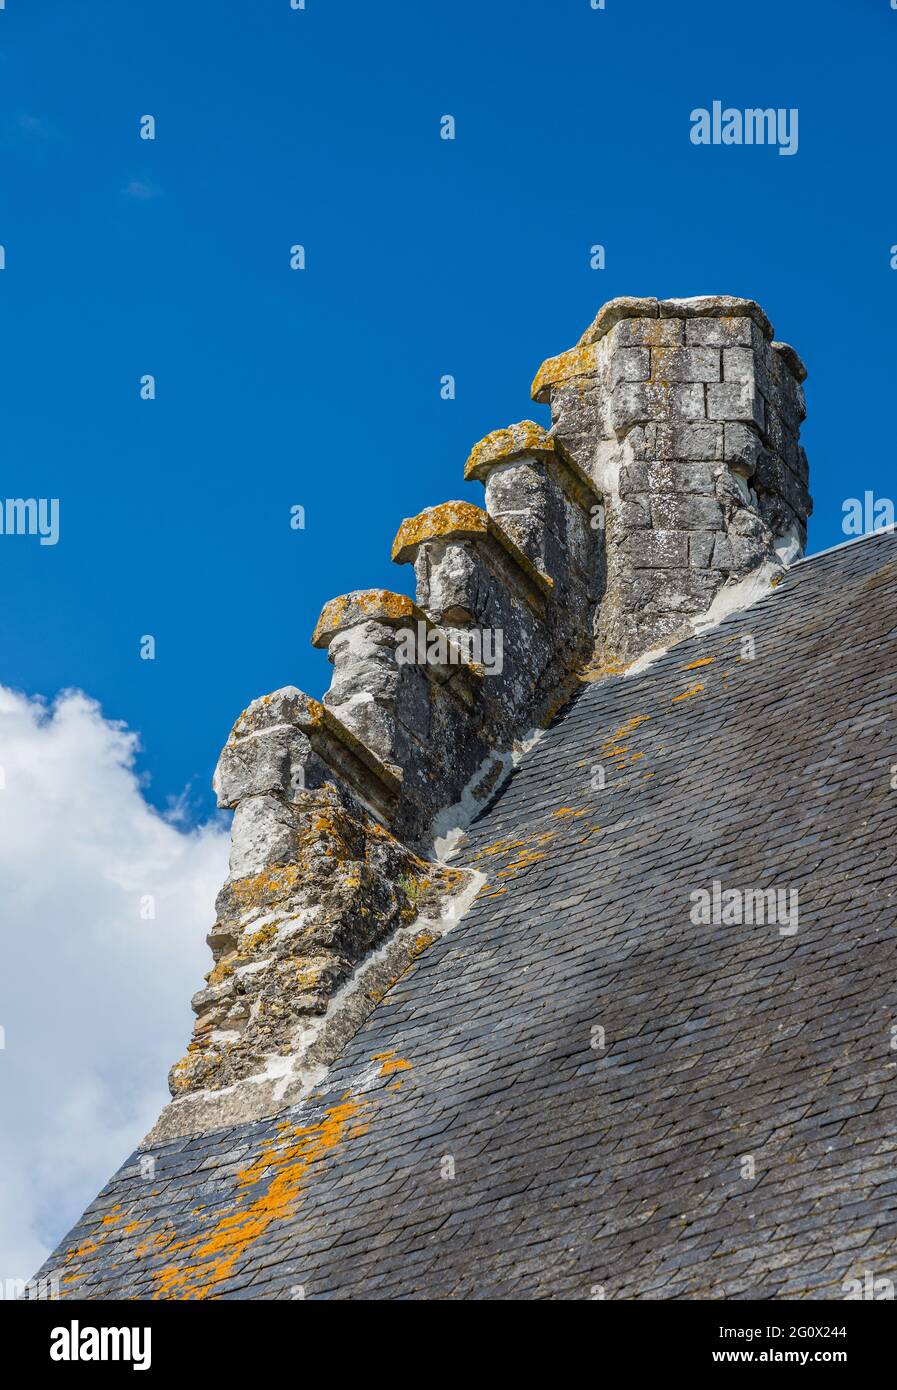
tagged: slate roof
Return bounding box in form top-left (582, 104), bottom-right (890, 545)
top-left (38, 529), bottom-right (897, 1300)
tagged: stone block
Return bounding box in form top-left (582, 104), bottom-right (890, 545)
top-left (607, 347), bottom-right (651, 390)
top-left (620, 496), bottom-right (651, 528)
top-left (652, 346), bottom-right (721, 383)
top-left (763, 404), bottom-right (800, 471)
top-left (214, 726), bottom-right (315, 810)
top-left (623, 567), bottom-right (725, 614)
top-left (689, 532), bottom-right (716, 568)
top-left (711, 532), bottom-right (768, 572)
top-left (722, 347), bottom-right (756, 384)
top-left (685, 316), bottom-right (753, 347)
top-left (658, 295), bottom-right (774, 340)
top-left (672, 423), bottom-right (723, 460)
top-left (606, 317), bottom-right (684, 349)
top-left (610, 382), bottom-right (661, 433)
top-left (671, 384), bottom-right (706, 421)
top-left (723, 423), bottom-right (764, 474)
top-left (624, 529), bottom-right (690, 569)
top-left (706, 382), bottom-right (765, 430)
top-left (619, 461), bottom-right (650, 492)
top-left (645, 461), bottom-right (716, 494)
top-left (649, 494), bottom-right (724, 531)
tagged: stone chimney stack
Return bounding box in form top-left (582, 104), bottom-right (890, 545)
top-left (532, 295), bottom-right (811, 660)
top-left (154, 295), bottom-right (812, 1142)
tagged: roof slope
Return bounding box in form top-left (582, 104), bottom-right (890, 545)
top-left (40, 530), bottom-right (897, 1300)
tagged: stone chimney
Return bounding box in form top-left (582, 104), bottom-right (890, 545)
top-left (152, 295), bottom-right (811, 1141)
top-left (532, 295), bottom-right (810, 660)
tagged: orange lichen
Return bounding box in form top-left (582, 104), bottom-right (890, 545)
top-left (496, 848), bottom-right (548, 879)
top-left (599, 714), bottom-right (651, 772)
top-left (530, 341), bottom-right (599, 401)
top-left (682, 657), bottom-right (714, 670)
top-left (392, 502), bottom-right (488, 562)
top-left (476, 838), bottom-right (528, 859)
top-left (473, 829), bottom-right (557, 882)
top-left (379, 1057), bottom-right (412, 1077)
top-left (672, 684), bottom-right (704, 703)
top-left (553, 807), bottom-right (587, 819)
top-left (151, 1094), bottom-right (368, 1300)
top-left (312, 589), bottom-right (418, 647)
top-left (464, 421), bottom-right (553, 481)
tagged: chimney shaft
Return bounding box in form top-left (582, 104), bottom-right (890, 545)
top-left (532, 295), bottom-right (811, 660)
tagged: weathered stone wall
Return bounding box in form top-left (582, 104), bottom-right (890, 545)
top-left (532, 295), bottom-right (811, 659)
top-left (157, 295), bottom-right (812, 1138)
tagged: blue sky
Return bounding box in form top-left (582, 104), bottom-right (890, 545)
top-left (1, 0), bottom-right (894, 818)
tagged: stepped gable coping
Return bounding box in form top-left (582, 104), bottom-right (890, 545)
top-left (391, 500), bottom-right (553, 614)
top-left (463, 420), bottom-right (603, 511)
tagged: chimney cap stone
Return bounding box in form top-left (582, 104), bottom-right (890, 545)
top-left (312, 589), bottom-right (423, 648)
top-left (464, 421), bottom-right (556, 481)
top-left (391, 500), bottom-right (553, 608)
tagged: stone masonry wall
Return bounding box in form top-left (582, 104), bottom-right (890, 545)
top-left (532, 295), bottom-right (811, 660)
top-left (154, 294), bottom-right (812, 1140)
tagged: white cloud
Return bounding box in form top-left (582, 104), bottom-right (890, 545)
top-left (122, 179), bottom-right (161, 200)
top-left (0, 687), bottom-right (229, 1284)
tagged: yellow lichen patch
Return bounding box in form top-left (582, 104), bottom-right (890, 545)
top-left (239, 922), bottom-right (277, 958)
top-left (152, 1095), bottom-right (367, 1300)
top-left (208, 953), bottom-right (237, 985)
top-left (577, 654), bottom-right (629, 682)
top-left (530, 342), bottom-right (599, 402)
top-left (226, 865), bottom-right (307, 914)
top-left (464, 421), bottom-right (552, 481)
top-left (392, 501), bottom-right (488, 563)
top-left (474, 837), bottom-right (528, 861)
top-left (599, 714), bottom-right (652, 772)
top-left (123, 1221), bottom-right (143, 1236)
top-left (312, 589), bottom-right (418, 647)
top-left (552, 807), bottom-right (587, 819)
top-left (60, 1210), bottom-right (128, 1288)
top-left (496, 848), bottom-right (548, 879)
top-left (294, 965), bottom-right (323, 991)
top-left (473, 830), bottom-right (557, 882)
top-left (379, 1057), bottom-right (412, 1077)
top-left (672, 684), bottom-right (704, 703)
top-left (478, 883), bottom-right (507, 900)
top-left (66, 1238), bottom-right (99, 1262)
top-left (682, 657), bottom-right (715, 670)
